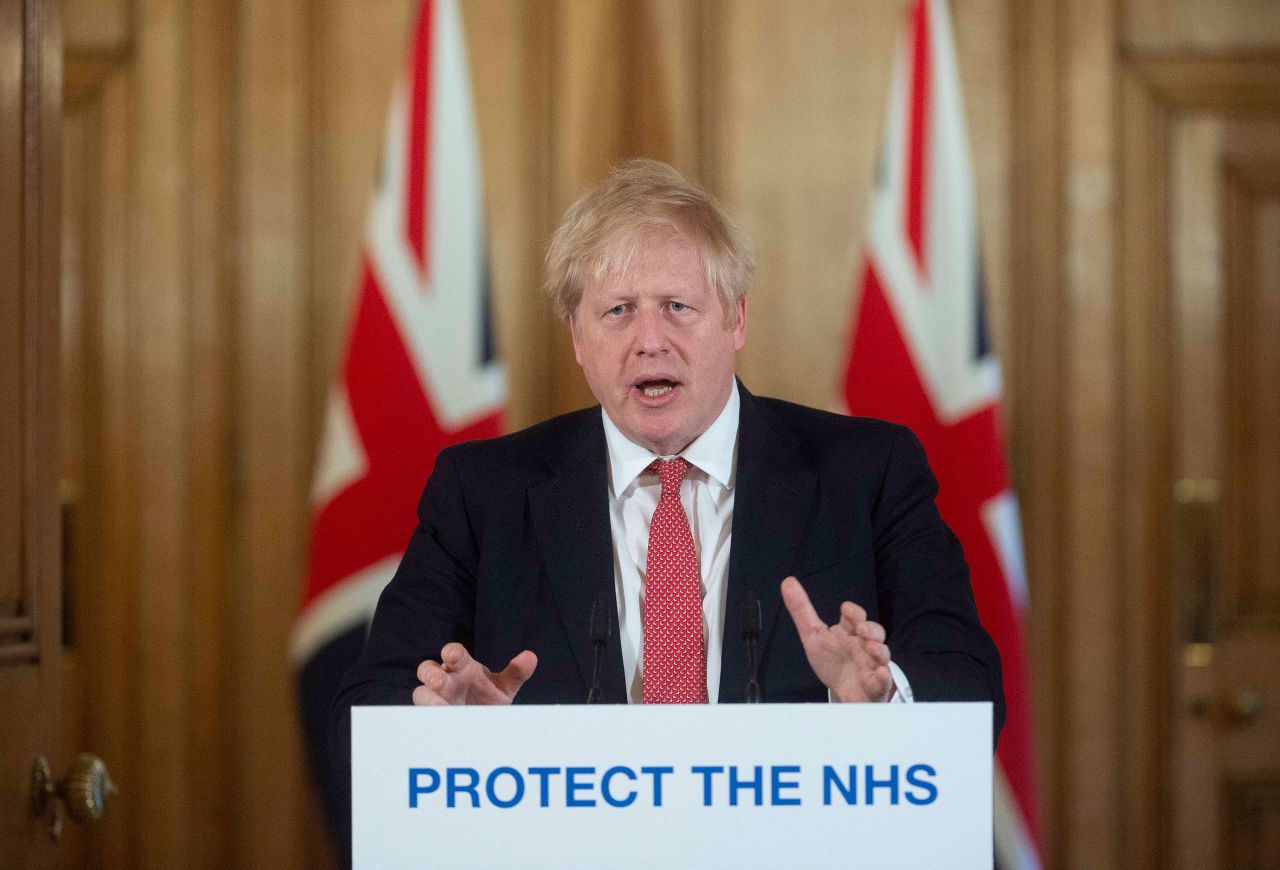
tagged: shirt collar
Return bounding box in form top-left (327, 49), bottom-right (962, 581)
top-left (602, 381), bottom-right (740, 497)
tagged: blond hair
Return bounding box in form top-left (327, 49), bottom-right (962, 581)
top-left (544, 159), bottom-right (754, 326)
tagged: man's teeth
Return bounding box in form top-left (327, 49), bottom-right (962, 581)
top-left (642, 384), bottom-right (673, 397)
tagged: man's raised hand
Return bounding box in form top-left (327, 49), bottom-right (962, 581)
top-left (780, 576), bottom-right (894, 702)
top-left (412, 643), bottom-right (538, 706)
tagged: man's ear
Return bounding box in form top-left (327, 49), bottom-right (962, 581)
top-left (569, 315), bottom-right (584, 366)
top-left (732, 297), bottom-right (748, 350)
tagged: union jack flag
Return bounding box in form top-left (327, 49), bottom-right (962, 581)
top-left (291, 0), bottom-right (505, 844)
top-left (842, 1), bottom-right (1041, 866)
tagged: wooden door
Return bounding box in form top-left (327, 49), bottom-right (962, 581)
top-left (1121, 55), bottom-right (1280, 868)
top-left (1170, 118), bottom-right (1280, 869)
top-left (0, 0), bottom-right (63, 865)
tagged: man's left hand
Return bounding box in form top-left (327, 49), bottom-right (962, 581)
top-left (780, 576), bottom-right (894, 702)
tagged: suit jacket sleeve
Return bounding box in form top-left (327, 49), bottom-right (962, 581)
top-left (873, 425), bottom-right (1006, 744)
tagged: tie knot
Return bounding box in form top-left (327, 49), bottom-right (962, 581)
top-left (646, 457), bottom-right (691, 490)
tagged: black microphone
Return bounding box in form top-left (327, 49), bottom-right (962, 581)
top-left (586, 591), bottom-right (612, 704)
top-left (743, 590), bottom-right (763, 703)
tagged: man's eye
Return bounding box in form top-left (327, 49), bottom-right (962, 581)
top-left (668, 301), bottom-right (688, 313)
top-left (606, 305), bottom-right (626, 317)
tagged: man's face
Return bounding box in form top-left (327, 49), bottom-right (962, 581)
top-left (570, 234), bottom-right (747, 456)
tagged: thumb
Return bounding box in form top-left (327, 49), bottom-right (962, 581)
top-left (493, 650), bottom-right (538, 696)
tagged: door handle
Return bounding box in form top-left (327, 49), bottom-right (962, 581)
top-left (29, 753), bottom-right (116, 842)
top-left (1227, 687), bottom-right (1263, 726)
top-left (1174, 478), bottom-right (1219, 646)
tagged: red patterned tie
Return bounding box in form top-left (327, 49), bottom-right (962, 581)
top-left (642, 458), bottom-right (707, 704)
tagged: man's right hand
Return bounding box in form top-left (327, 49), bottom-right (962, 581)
top-left (412, 643), bottom-right (538, 706)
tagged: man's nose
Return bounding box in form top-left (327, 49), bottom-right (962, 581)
top-left (634, 308), bottom-right (669, 355)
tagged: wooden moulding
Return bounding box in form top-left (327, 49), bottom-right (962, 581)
top-left (1009, 0), bottom-right (1069, 864)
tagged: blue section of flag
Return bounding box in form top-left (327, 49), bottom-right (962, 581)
top-left (973, 246), bottom-right (991, 362)
top-left (480, 231), bottom-right (497, 366)
top-left (297, 623), bottom-right (369, 862)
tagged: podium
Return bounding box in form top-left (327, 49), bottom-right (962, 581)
top-left (352, 703), bottom-right (992, 869)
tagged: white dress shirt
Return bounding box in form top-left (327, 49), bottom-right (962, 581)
top-left (602, 384), bottom-right (914, 704)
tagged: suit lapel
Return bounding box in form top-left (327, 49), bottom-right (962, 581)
top-left (718, 385), bottom-right (817, 703)
top-left (527, 412), bottom-right (627, 702)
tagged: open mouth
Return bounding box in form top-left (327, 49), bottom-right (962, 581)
top-left (635, 379), bottom-right (679, 399)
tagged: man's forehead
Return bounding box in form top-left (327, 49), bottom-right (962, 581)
top-left (590, 234), bottom-right (706, 292)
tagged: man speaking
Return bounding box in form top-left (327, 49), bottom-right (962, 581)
top-left (331, 158), bottom-right (1003, 797)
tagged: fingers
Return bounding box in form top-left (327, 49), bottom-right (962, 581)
top-left (415, 645), bottom-right (472, 706)
top-left (831, 661), bottom-right (894, 703)
top-left (440, 641), bottom-right (474, 672)
top-left (414, 659), bottom-right (452, 705)
top-left (840, 631), bottom-right (889, 672)
top-left (493, 650), bottom-right (538, 695)
top-left (417, 659), bottom-right (446, 690)
top-left (414, 646), bottom-right (537, 706)
top-left (856, 619), bottom-right (886, 643)
top-left (863, 639), bottom-right (891, 667)
top-left (780, 577), bottom-right (826, 638)
top-left (854, 616), bottom-right (889, 667)
top-left (838, 601), bottom-right (868, 633)
top-left (836, 602), bottom-right (889, 664)
top-left (412, 682), bottom-right (449, 706)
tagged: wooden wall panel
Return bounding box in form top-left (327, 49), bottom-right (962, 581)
top-left (129, 1), bottom-right (193, 863)
top-left (1222, 150), bottom-right (1280, 624)
top-left (1062, 0), bottom-right (1125, 865)
top-left (1010, 1), bottom-right (1069, 862)
top-left (58, 99), bottom-right (90, 870)
top-left (1224, 779), bottom-right (1280, 868)
top-left (1116, 55), bottom-right (1176, 870)
top-left (62, 0), bottom-right (126, 52)
top-left (233, 0), bottom-right (314, 866)
top-left (185, 0), bottom-right (236, 863)
top-left (94, 68), bottom-right (138, 870)
top-left (1126, 0), bottom-right (1280, 50)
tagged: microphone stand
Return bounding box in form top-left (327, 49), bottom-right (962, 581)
top-left (586, 592), bottom-right (611, 704)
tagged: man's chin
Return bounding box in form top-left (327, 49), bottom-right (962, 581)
top-left (620, 416), bottom-right (686, 456)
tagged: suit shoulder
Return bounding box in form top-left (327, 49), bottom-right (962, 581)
top-left (754, 394), bottom-right (911, 449)
top-left (437, 405), bottom-right (599, 471)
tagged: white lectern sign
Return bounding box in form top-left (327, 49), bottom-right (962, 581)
top-left (353, 703), bottom-right (991, 869)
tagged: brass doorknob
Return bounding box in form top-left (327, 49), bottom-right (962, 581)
top-left (1228, 688), bottom-right (1264, 725)
top-left (30, 753), bottom-right (116, 841)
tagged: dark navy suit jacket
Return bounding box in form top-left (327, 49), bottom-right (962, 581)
top-left (330, 383), bottom-right (1004, 856)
